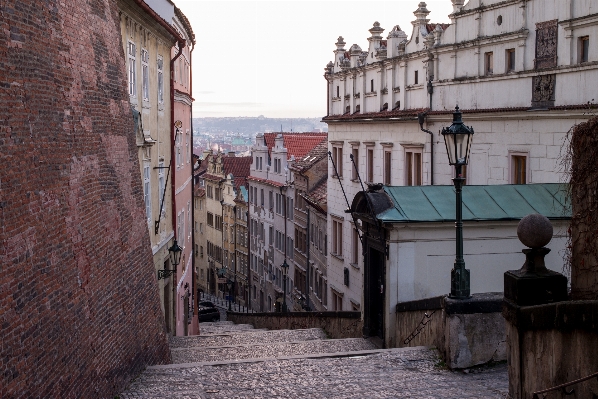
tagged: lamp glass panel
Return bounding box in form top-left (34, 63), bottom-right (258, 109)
top-left (455, 133), bottom-right (467, 165)
top-left (444, 133), bottom-right (457, 165)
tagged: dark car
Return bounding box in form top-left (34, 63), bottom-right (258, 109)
top-left (198, 300), bottom-right (216, 308)
top-left (198, 306), bottom-right (220, 322)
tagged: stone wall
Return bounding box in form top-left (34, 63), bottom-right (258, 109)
top-left (227, 311), bottom-right (363, 339)
top-left (395, 293), bottom-right (505, 369)
top-left (0, 1), bottom-right (170, 398)
top-left (503, 300), bottom-right (598, 398)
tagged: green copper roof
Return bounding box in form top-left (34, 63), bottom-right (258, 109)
top-left (377, 183), bottom-right (570, 223)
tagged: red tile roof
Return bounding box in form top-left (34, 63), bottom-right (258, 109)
top-left (223, 156), bottom-right (252, 191)
top-left (291, 140), bottom-right (328, 173)
top-left (202, 173), bottom-right (224, 182)
top-left (426, 23), bottom-right (450, 33)
top-left (263, 132), bottom-right (328, 160)
top-left (247, 176), bottom-right (285, 188)
top-left (302, 178), bottom-right (327, 214)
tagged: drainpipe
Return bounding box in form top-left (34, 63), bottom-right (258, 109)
top-left (281, 185), bottom-right (287, 312)
top-left (417, 78), bottom-right (434, 185)
top-left (306, 205), bottom-right (310, 311)
top-left (189, 39), bottom-right (198, 334)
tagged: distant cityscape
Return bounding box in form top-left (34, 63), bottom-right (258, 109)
top-left (192, 116), bottom-right (328, 156)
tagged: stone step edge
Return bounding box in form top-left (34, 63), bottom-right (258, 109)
top-left (178, 327), bottom-right (324, 339)
top-left (170, 337), bottom-right (367, 351)
top-left (151, 346), bottom-right (433, 370)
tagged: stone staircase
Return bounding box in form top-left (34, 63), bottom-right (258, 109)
top-left (119, 321), bottom-right (508, 398)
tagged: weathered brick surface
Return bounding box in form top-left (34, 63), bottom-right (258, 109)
top-left (0, 1), bottom-right (171, 398)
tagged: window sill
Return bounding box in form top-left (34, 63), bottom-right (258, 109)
top-left (331, 253), bottom-right (344, 261)
top-left (350, 263), bottom-right (360, 270)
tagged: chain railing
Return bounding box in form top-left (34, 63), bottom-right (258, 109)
top-left (532, 371), bottom-right (598, 398)
top-left (403, 310), bottom-right (437, 345)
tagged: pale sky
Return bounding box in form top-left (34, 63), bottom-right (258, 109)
top-left (175, 0), bottom-right (454, 118)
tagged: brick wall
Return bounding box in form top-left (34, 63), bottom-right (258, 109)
top-left (0, 1), bottom-right (170, 398)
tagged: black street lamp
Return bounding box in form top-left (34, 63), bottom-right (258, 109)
top-left (158, 239), bottom-right (183, 280)
top-left (281, 259), bottom-right (289, 312)
top-left (441, 106), bottom-right (474, 299)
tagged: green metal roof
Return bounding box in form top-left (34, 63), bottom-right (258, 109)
top-left (377, 183), bottom-right (570, 223)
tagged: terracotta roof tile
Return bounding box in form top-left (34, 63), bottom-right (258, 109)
top-left (291, 140), bottom-right (329, 172)
top-left (222, 156), bottom-right (252, 191)
top-left (263, 132), bottom-right (328, 159)
top-left (247, 176), bottom-right (285, 188)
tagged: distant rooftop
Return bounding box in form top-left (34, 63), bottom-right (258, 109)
top-left (263, 132), bottom-right (328, 160)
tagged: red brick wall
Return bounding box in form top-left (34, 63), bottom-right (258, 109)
top-left (0, 1), bottom-right (171, 398)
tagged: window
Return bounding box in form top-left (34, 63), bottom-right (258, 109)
top-left (370, 79), bottom-right (374, 92)
top-left (186, 132), bottom-right (190, 163)
top-left (580, 36), bottom-right (589, 63)
top-left (175, 133), bottom-right (182, 167)
top-left (405, 148), bottom-right (422, 186)
top-left (157, 56), bottom-right (164, 103)
top-left (350, 147), bottom-right (359, 180)
top-left (141, 48), bottom-right (149, 101)
top-left (351, 228), bottom-right (359, 264)
top-left (367, 147), bottom-right (374, 183)
top-left (215, 215), bottom-right (223, 231)
top-left (207, 212), bottom-right (214, 227)
top-left (269, 190), bottom-right (273, 210)
top-left (215, 187), bottom-right (222, 201)
top-left (206, 184), bottom-right (213, 199)
top-left (384, 151), bottom-right (392, 185)
top-left (485, 52), bottom-right (494, 75)
top-left (506, 49), bottom-right (515, 72)
top-left (287, 197), bottom-right (293, 220)
top-left (332, 145), bottom-right (343, 177)
top-left (332, 291), bottom-right (343, 311)
top-left (275, 193), bottom-right (282, 214)
top-left (143, 163), bottom-right (151, 225)
top-left (269, 226), bottom-right (273, 246)
top-left (127, 41), bottom-right (136, 97)
top-left (511, 154), bottom-right (527, 184)
top-left (260, 189), bottom-right (264, 207)
top-left (336, 85), bottom-right (339, 97)
top-left (414, 70), bottom-right (418, 85)
top-left (274, 158), bottom-right (281, 173)
top-left (332, 218), bottom-right (343, 257)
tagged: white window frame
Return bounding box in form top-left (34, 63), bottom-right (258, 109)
top-left (141, 48), bottom-right (149, 101)
top-left (157, 55), bottom-right (164, 103)
top-left (127, 41), bottom-right (136, 97)
top-left (331, 143), bottom-right (343, 178)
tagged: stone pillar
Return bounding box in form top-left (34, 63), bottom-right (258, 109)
top-left (502, 214), bottom-right (598, 399)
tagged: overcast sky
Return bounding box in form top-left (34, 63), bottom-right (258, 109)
top-left (175, 0), bottom-right (454, 118)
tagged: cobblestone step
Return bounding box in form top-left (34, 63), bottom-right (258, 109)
top-left (120, 347), bottom-right (508, 399)
top-left (169, 328), bottom-right (327, 349)
top-left (171, 337), bottom-right (377, 364)
top-left (195, 323), bottom-right (260, 335)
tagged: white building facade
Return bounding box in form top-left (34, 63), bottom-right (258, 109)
top-left (324, 0), bottom-right (596, 314)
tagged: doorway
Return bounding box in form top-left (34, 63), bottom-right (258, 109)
top-left (183, 294), bottom-right (189, 336)
top-left (367, 247), bottom-right (386, 341)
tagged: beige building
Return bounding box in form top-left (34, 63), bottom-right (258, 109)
top-left (118, 0), bottom-right (179, 333)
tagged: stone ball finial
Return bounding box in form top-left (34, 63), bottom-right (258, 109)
top-left (517, 214), bottom-right (553, 249)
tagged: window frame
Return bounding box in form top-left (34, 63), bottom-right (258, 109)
top-left (509, 152), bottom-right (529, 184)
top-left (404, 146), bottom-right (423, 186)
top-left (484, 51), bottom-right (494, 75)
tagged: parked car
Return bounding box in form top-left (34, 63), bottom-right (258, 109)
top-left (198, 300), bottom-right (216, 308)
top-left (198, 306), bottom-right (220, 322)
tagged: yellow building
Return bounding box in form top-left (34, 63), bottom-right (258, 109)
top-left (118, 0), bottom-right (181, 334)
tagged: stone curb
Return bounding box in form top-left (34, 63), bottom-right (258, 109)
top-left (170, 337), bottom-right (367, 351)
top-left (150, 346), bottom-right (433, 370)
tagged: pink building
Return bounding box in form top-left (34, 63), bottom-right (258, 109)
top-left (170, 8), bottom-right (196, 336)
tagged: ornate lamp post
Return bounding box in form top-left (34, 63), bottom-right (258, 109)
top-left (158, 239), bottom-right (182, 280)
top-left (281, 259), bottom-right (289, 312)
top-left (441, 106), bottom-right (474, 299)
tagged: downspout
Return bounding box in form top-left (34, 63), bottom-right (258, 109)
top-left (233, 203), bottom-right (237, 307)
top-left (417, 77), bottom-right (434, 185)
top-left (306, 205), bottom-right (310, 311)
top-left (246, 208), bottom-right (251, 312)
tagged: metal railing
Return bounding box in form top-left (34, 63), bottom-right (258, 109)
top-left (533, 371), bottom-right (598, 398)
top-left (199, 291), bottom-right (255, 313)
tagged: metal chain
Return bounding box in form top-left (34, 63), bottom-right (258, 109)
top-left (403, 310), bottom-right (437, 345)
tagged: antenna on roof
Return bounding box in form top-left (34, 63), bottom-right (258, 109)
top-left (280, 124), bottom-right (282, 133)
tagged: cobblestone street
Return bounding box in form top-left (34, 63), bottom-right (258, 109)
top-left (120, 321), bottom-right (508, 399)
